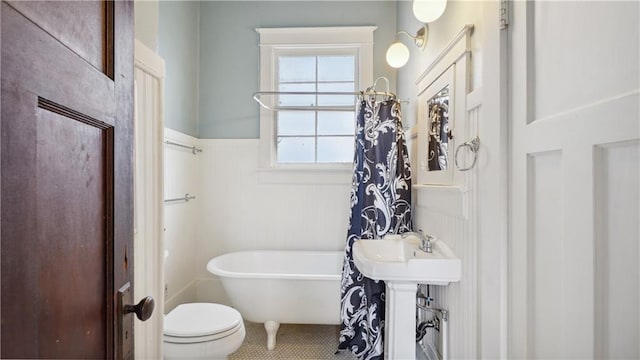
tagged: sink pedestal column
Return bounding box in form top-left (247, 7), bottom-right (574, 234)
top-left (384, 282), bottom-right (417, 360)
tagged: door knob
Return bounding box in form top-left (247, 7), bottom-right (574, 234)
top-left (124, 296), bottom-right (154, 321)
top-left (118, 283), bottom-right (153, 359)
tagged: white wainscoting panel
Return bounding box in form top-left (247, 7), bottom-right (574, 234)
top-left (195, 139), bottom-right (351, 300)
top-left (594, 141), bottom-right (640, 359)
top-left (527, 151), bottom-right (564, 357)
top-left (413, 103), bottom-right (480, 360)
top-left (196, 278), bottom-right (233, 307)
top-left (163, 128), bottom-right (201, 313)
top-left (413, 185), bottom-right (468, 220)
top-left (508, 1), bottom-right (639, 358)
top-left (530, 1), bottom-right (638, 121)
top-left (164, 280), bottom-right (198, 315)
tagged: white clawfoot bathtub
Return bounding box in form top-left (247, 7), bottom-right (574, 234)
top-left (207, 250), bottom-right (342, 350)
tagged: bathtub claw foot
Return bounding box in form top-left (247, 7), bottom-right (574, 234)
top-left (264, 320), bottom-right (280, 350)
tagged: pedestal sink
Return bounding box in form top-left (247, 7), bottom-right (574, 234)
top-left (352, 235), bottom-right (461, 360)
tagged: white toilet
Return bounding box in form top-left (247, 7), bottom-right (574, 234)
top-left (163, 303), bottom-right (245, 359)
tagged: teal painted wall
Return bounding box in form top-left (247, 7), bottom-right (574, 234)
top-left (158, 1), bottom-right (397, 139)
top-left (198, 1), bottom-right (397, 139)
top-left (135, 0), bottom-right (159, 52)
top-left (159, 1), bottom-right (200, 137)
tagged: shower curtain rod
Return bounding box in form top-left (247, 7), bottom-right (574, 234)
top-left (252, 90), bottom-right (398, 112)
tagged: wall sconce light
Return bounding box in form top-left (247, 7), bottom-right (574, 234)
top-left (385, 0), bottom-right (447, 69)
top-left (413, 0), bottom-right (447, 23)
top-left (385, 25), bottom-right (427, 69)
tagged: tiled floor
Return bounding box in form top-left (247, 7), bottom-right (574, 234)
top-left (229, 322), bottom-right (357, 360)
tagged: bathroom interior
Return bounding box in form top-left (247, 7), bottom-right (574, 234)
top-left (131, 1), bottom-right (640, 359)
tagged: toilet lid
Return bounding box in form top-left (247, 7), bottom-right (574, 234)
top-left (164, 303), bottom-right (242, 337)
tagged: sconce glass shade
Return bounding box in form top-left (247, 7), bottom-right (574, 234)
top-left (386, 41), bottom-right (410, 68)
top-left (413, 0), bottom-right (447, 23)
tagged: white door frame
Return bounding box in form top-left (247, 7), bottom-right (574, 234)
top-left (133, 39), bottom-right (165, 359)
top-left (476, 1), bottom-right (510, 358)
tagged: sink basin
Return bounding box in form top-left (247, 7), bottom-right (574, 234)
top-left (352, 235), bottom-right (461, 285)
top-left (353, 234), bottom-right (461, 359)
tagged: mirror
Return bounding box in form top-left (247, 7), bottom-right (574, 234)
top-left (426, 86), bottom-right (450, 171)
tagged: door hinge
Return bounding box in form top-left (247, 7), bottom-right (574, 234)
top-left (499, 0), bottom-right (509, 30)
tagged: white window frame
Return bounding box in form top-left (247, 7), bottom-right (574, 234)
top-left (256, 26), bottom-right (376, 183)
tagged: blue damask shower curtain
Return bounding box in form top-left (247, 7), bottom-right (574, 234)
top-left (338, 95), bottom-right (413, 359)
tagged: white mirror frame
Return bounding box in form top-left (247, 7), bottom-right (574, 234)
top-left (417, 65), bottom-right (455, 185)
top-left (415, 25), bottom-right (473, 186)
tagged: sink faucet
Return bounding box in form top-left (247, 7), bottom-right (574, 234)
top-left (419, 230), bottom-right (434, 253)
top-left (402, 230), bottom-right (434, 253)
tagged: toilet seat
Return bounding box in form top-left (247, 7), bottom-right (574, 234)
top-left (164, 321), bottom-right (243, 344)
top-left (164, 303), bottom-right (243, 344)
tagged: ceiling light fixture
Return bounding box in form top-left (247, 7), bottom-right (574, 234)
top-left (413, 0), bottom-right (447, 23)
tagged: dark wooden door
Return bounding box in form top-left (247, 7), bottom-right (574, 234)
top-left (1, 1), bottom-right (137, 358)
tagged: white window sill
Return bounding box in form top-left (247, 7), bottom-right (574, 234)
top-left (257, 165), bottom-right (352, 185)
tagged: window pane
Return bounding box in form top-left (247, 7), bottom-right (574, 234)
top-left (278, 83), bottom-right (316, 106)
top-left (317, 82), bottom-right (355, 106)
top-left (277, 137), bottom-right (315, 163)
top-left (278, 56), bottom-right (315, 82)
top-left (317, 136), bottom-right (353, 163)
top-left (318, 56), bottom-right (355, 82)
top-left (317, 111), bottom-right (355, 135)
top-left (277, 111), bottom-right (315, 136)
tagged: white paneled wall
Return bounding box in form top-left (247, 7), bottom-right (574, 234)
top-left (411, 101), bottom-right (480, 360)
top-left (194, 139), bottom-right (352, 305)
top-left (162, 134), bottom-right (352, 308)
top-left (163, 128), bottom-right (201, 312)
top-left (165, 136), bottom-right (351, 306)
top-left (397, 1), bottom-right (511, 357)
top-left (508, 2), bottom-right (639, 358)
top-left (527, 151), bottom-right (565, 357)
top-left (594, 141), bottom-right (640, 359)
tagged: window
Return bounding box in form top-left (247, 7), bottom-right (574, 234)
top-left (276, 51), bottom-right (356, 163)
top-left (257, 27), bottom-right (376, 174)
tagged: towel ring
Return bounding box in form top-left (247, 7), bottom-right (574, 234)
top-left (455, 136), bottom-right (480, 171)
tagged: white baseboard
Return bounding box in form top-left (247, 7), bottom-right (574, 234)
top-left (164, 280), bottom-right (197, 314)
